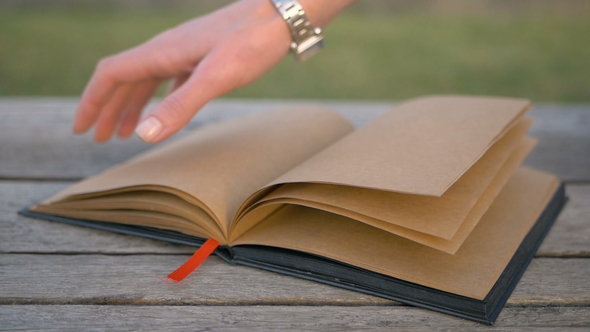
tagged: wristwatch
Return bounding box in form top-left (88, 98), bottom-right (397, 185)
top-left (271, 0), bottom-right (324, 61)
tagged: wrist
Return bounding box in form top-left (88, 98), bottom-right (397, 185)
top-left (268, 0), bottom-right (356, 60)
top-left (270, 0), bottom-right (325, 61)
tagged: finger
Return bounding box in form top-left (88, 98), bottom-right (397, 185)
top-left (133, 37), bottom-right (280, 144)
top-left (134, 17), bottom-right (292, 144)
top-left (73, 59), bottom-right (121, 134)
top-left (73, 50), bottom-right (152, 134)
top-left (166, 72), bottom-right (192, 96)
top-left (74, 41), bottom-right (182, 135)
top-left (134, 72), bottom-right (220, 143)
top-left (93, 84), bottom-right (135, 142)
top-left (117, 79), bottom-right (162, 138)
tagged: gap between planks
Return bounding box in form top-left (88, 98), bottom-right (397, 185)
top-left (3, 251), bottom-right (590, 258)
top-left (1, 298), bottom-right (589, 308)
top-left (1, 305), bottom-right (589, 330)
top-left (1, 256), bottom-right (588, 306)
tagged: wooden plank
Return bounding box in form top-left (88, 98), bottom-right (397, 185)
top-left (1, 255), bottom-right (588, 306)
top-left (2, 98), bottom-right (588, 332)
top-left (1, 98), bottom-right (588, 181)
top-left (0, 255), bottom-right (386, 305)
top-left (4, 181), bottom-right (589, 255)
top-left (538, 184), bottom-right (590, 256)
top-left (526, 105), bottom-right (590, 182)
top-left (0, 306), bottom-right (589, 330)
top-left (511, 258), bottom-right (590, 306)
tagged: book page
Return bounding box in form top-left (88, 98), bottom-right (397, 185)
top-left (233, 167), bottom-right (560, 300)
top-left (33, 191), bottom-right (226, 240)
top-left (239, 137), bottom-right (536, 253)
top-left (265, 96), bottom-right (530, 197)
top-left (234, 118), bottom-right (532, 244)
top-left (35, 208), bottom-right (212, 239)
top-left (34, 108), bottom-right (353, 242)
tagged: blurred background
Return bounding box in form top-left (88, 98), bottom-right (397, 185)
top-left (1, 0), bottom-right (589, 101)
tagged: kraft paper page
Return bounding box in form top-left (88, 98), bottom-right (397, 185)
top-left (34, 108), bottom-right (353, 242)
top-left (236, 137), bottom-right (536, 253)
top-left (266, 96), bottom-right (530, 197)
top-left (33, 96), bottom-right (534, 248)
top-left (234, 117), bottom-right (532, 243)
top-left (35, 208), bottom-right (211, 239)
top-left (33, 191), bottom-right (225, 240)
top-left (233, 167), bottom-right (559, 300)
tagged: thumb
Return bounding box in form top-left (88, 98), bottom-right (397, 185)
top-left (134, 76), bottom-right (214, 143)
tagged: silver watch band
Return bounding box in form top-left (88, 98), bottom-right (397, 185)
top-left (271, 0), bottom-right (324, 61)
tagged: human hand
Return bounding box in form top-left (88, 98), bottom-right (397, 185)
top-left (73, 0), bottom-right (356, 143)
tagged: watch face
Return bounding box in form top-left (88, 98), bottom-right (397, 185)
top-left (295, 36), bottom-right (324, 62)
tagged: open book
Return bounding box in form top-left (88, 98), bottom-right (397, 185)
top-left (22, 96), bottom-right (566, 324)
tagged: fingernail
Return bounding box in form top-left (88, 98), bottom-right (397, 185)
top-left (135, 117), bottom-right (163, 143)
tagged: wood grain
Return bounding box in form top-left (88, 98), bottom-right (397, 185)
top-left (1, 98), bottom-right (588, 181)
top-left (1, 98), bottom-right (588, 330)
top-left (0, 254), bottom-right (588, 306)
top-left (0, 254), bottom-right (383, 305)
top-left (525, 105), bottom-right (590, 181)
top-left (3, 181), bottom-right (588, 255)
top-left (0, 306), bottom-right (589, 331)
top-left (538, 184), bottom-right (590, 256)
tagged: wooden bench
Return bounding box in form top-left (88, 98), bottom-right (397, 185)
top-left (1, 98), bottom-right (589, 330)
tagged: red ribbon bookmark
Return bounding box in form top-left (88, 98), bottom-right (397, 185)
top-left (167, 238), bottom-right (219, 282)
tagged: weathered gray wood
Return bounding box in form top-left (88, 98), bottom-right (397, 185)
top-left (1, 98), bottom-right (588, 331)
top-left (526, 105), bottom-right (590, 182)
top-left (538, 184), bottom-right (590, 256)
top-left (1, 255), bottom-right (588, 306)
top-left (4, 181), bottom-right (588, 255)
top-left (511, 258), bottom-right (590, 306)
top-left (1, 98), bottom-right (588, 181)
top-left (0, 254), bottom-right (388, 305)
top-left (0, 305), bottom-right (589, 331)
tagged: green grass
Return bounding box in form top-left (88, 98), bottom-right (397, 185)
top-left (1, 8), bottom-right (589, 101)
